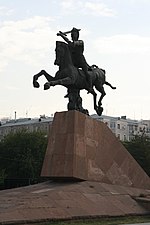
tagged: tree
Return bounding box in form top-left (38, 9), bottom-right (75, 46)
top-left (123, 135), bottom-right (150, 176)
top-left (0, 130), bottom-right (47, 182)
top-left (0, 169), bottom-right (7, 187)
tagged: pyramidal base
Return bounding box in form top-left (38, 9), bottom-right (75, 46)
top-left (41, 110), bottom-right (150, 189)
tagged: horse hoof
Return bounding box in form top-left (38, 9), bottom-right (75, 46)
top-left (33, 81), bottom-right (40, 88)
top-left (96, 106), bottom-right (103, 116)
top-left (44, 83), bottom-right (50, 90)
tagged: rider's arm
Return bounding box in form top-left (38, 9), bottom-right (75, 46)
top-left (57, 32), bottom-right (71, 44)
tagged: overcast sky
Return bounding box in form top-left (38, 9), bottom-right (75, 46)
top-left (0, 0), bottom-right (150, 120)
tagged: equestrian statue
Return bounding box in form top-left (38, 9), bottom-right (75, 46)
top-left (33, 27), bottom-right (116, 116)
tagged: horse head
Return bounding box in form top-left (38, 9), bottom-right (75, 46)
top-left (54, 41), bottom-right (73, 68)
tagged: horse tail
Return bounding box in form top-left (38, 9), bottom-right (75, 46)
top-left (105, 81), bottom-right (116, 89)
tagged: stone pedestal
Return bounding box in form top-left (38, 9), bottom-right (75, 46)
top-left (41, 110), bottom-right (150, 189)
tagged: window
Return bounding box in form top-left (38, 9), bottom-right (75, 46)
top-left (121, 125), bottom-right (126, 130)
top-left (110, 122), bottom-right (116, 129)
top-left (117, 124), bottom-right (120, 129)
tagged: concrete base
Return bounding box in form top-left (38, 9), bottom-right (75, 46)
top-left (41, 110), bottom-right (150, 189)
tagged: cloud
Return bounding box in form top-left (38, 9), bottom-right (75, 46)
top-left (0, 16), bottom-right (57, 72)
top-left (60, 0), bottom-right (74, 9)
top-left (127, 0), bottom-right (150, 4)
top-left (0, 6), bottom-right (14, 16)
top-left (94, 34), bottom-right (150, 54)
top-left (60, 0), bottom-right (116, 17)
top-left (4, 85), bottom-right (20, 91)
top-left (84, 2), bottom-right (116, 17)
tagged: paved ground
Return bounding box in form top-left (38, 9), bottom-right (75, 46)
top-left (0, 180), bottom-right (150, 224)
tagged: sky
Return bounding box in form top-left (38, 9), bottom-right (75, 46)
top-left (0, 0), bottom-right (150, 120)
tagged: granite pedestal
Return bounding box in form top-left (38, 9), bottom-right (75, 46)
top-left (41, 110), bottom-right (150, 189)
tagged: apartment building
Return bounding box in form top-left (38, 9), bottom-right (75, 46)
top-left (0, 113), bottom-right (150, 141)
top-left (0, 117), bottom-right (53, 141)
top-left (91, 114), bottom-right (150, 141)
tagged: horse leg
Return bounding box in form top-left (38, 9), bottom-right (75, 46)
top-left (98, 91), bottom-right (106, 107)
top-left (95, 83), bottom-right (106, 106)
top-left (33, 70), bottom-right (54, 88)
top-left (33, 71), bottom-right (43, 88)
top-left (42, 70), bottom-right (55, 82)
top-left (92, 90), bottom-right (97, 112)
top-left (94, 84), bottom-right (106, 116)
top-left (45, 76), bottom-right (73, 90)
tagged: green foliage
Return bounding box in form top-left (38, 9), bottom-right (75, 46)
top-left (123, 135), bottom-right (150, 176)
top-left (25, 216), bottom-right (150, 225)
top-left (0, 169), bottom-right (6, 185)
top-left (0, 130), bottom-right (47, 180)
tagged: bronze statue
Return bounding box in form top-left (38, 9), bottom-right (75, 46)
top-left (57, 28), bottom-right (92, 94)
top-left (33, 28), bottom-right (116, 116)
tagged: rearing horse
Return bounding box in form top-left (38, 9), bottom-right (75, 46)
top-left (33, 41), bottom-right (116, 116)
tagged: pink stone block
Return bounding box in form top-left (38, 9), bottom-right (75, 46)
top-left (41, 110), bottom-right (150, 189)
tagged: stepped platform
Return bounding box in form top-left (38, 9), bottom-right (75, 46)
top-left (0, 181), bottom-right (150, 224)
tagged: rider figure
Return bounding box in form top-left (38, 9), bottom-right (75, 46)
top-left (57, 27), bottom-right (92, 94)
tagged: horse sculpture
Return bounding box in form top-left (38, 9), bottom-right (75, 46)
top-left (33, 41), bottom-right (116, 116)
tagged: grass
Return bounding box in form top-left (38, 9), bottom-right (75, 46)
top-left (24, 215), bottom-right (150, 225)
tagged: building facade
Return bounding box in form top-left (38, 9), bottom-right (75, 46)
top-left (0, 117), bottom-right (53, 141)
top-left (91, 114), bottom-right (150, 141)
top-left (0, 114), bottom-right (150, 141)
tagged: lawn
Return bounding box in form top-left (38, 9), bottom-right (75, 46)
top-left (24, 216), bottom-right (150, 225)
